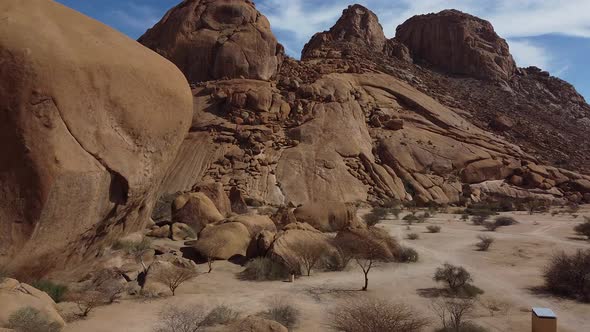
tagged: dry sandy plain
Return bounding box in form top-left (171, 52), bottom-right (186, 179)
top-left (62, 207), bottom-right (590, 332)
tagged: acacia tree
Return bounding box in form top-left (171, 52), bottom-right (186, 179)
top-left (290, 239), bottom-right (329, 276)
top-left (433, 263), bottom-right (472, 292)
top-left (155, 266), bottom-right (200, 296)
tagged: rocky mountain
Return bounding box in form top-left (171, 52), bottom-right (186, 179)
top-left (2, 0), bottom-right (590, 273)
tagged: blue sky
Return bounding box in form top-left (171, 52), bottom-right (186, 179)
top-left (55, 0), bottom-right (590, 101)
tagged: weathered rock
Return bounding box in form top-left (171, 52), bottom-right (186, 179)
top-left (226, 215), bottom-right (276, 236)
top-left (384, 119), bottom-right (404, 131)
top-left (293, 202), bottom-right (359, 232)
top-left (0, 0), bottom-right (192, 271)
top-left (193, 223), bottom-right (251, 260)
top-left (192, 182), bottom-right (231, 216)
top-left (396, 9), bottom-right (516, 81)
top-left (302, 4), bottom-right (387, 59)
top-left (229, 187), bottom-right (249, 214)
top-left (171, 223), bottom-right (196, 241)
top-left (139, 0), bottom-right (283, 83)
top-left (147, 225), bottom-right (171, 239)
top-left (0, 279), bottom-right (65, 328)
top-left (172, 193), bottom-right (224, 233)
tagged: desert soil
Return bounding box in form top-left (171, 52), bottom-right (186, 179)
top-left (63, 207), bottom-right (590, 332)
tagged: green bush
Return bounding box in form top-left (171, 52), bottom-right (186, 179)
top-left (407, 233), bottom-right (419, 240)
top-left (239, 257), bottom-right (290, 281)
top-left (32, 280), bottom-right (68, 303)
top-left (8, 307), bottom-right (61, 332)
top-left (364, 207), bottom-right (389, 227)
top-left (427, 225), bottom-right (441, 233)
top-left (398, 247), bottom-right (419, 263)
top-left (543, 249), bottom-right (590, 302)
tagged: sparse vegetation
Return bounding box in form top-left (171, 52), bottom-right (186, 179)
top-left (364, 207), bottom-right (389, 226)
top-left (543, 249), bottom-right (590, 302)
top-left (8, 307), bottom-right (62, 332)
top-left (239, 257), bottom-right (290, 281)
top-left (427, 225), bottom-right (442, 233)
top-left (403, 213), bottom-right (419, 225)
top-left (32, 280), bottom-right (68, 303)
top-left (434, 264), bottom-right (473, 293)
top-left (460, 214), bottom-right (469, 222)
top-left (202, 305), bottom-right (240, 326)
top-left (475, 235), bottom-right (495, 251)
top-left (113, 237), bottom-right (153, 254)
top-left (290, 239), bottom-right (330, 276)
top-left (70, 291), bottom-right (107, 318)
top-left (154, 306), bottom-right (208, 332)
top-left (398, 246), bottom-right (419, 263)
top-left (407, 233), bottom-right (420, 240)
top-left (494, 216), bottom-right (518, 227)
top-left (328, 297), bottom-right (429, 332)
top-left (154, 266), bottom-right (200, 296)
top-left (261, 299), bottom-right (300, 330)
top-left (574, 217), bottom-right (590, 240)
top-left (432, 298), bottom-right (486, 332)
top-left (482, 221), bottom-right (499, 231)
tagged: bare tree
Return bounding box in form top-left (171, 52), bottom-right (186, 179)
top-left (431, 298), bottom-right (476, 332)
top-left (71, 291), bottom-right (106, 318)
top-left (329, 297), bottom-right (429, 332)
top-left (290, 239), bottom-right (329, 276)
top-left (155, 266), bottom-right (200, 296)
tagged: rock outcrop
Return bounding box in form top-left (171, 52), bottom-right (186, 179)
top-left (396, 9), bottom-right (516, 81)
top-left (0, 0), bottom-right (192, 272)
top-left (293, 202), bottom-right (359, 232)
top-left (138, 0), bottom-right (283, 83)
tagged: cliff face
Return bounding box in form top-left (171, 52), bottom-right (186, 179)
top-left (146, 3), bottom-right (590, 208)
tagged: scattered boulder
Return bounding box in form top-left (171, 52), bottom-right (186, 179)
top-left (172, 193), bottom-right (224, 233)
top-left (138, 0), bottom-right (283, 83)
top-left (221, 316), bottom-right (288, 332)
top-left (0, 279), bottom-right (65, 328)
top-left (193, 223), bottom-right (251, 260)
top-left (226, 215), bottom-right (277, 237)
top-left (293, 202), bottom-right (359, 232)
top-left (171, 223), bottom-right (195, 241)
top-left (384, 119), bottom-right (404, 131)
top-left (192, 182), bottom-right (232, 216)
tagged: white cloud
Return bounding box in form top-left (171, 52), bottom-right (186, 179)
top-left (507, 39), bottom-right (551, 69)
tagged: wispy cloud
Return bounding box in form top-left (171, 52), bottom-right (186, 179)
top-left (110, 2), bottom-right (161, 33)
top-left (507, 39), bottom-right (552, 70)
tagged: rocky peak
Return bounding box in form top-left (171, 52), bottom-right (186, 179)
top-left (396, 9), bottom-right (516, 81)
top-left (138, 0), bottom-right (283, 83)
top-left (301, 4), bottom-right (387, 59)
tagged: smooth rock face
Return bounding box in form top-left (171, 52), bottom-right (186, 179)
top-left (293, 202), bottom-right (359, 232)
top-left (0, 279), bottom-right (65, 327)
top-left (0, 0), bottom-right (192, 270)
top-left (139, 0), bottom-right (283, 83)
top-left (396, 9), bottom-right (516, 80)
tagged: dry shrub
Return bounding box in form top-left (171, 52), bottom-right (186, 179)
top-left (427, 225), bottom-right (442, 233)
top-left (543, 249), bottom-right (590, 302)
top-left (261, 298), bottom-right (300, 330)
top-left (398, 246), bottom-right (419, 263)
top-left (8, 307), bottom-right (62, 332)
top-left (431, 298), bottom-right (487, 332)
top-left (482, 221), bottom-right (498, 232)
top-left (407, 233), bottom-right (420, 240)
top-left (69, 291), bottom-right (107, 318)
top-left (239, 257), bottom-right (290, 281)
top-left (364, 207), bottom-right (389, 226)
top-left (154, 266), bottom-right (200, 296)
top-left (574, 218), bottom-right (590, 240)
top-left (154, 306), bottom-right (207, 332)
top-left (202, 305), bottom-right (240, 326)
top-left (434, 264), bottom-right (472, 292)
top-left (494, 216), bottom-right (518, 227)
top-left (475, 235), bottom-right (494, 251)
top-left (329, 297), bottom-right (429, 332)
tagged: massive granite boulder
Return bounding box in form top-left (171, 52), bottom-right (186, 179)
top-left (0, 0), bottom-right (192, 273)
top-left (396, 9), bottom-right (516, 81)
top-left (138, 0), bottom-right (283, 83)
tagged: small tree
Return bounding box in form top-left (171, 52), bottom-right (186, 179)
top-left (574, 218), bottom-right (590, 240)
top-left (71, 291), bottom-right (106, 318)
top-left (290, 239), bottom-right (329, 276)
top-left (155, 266), bottom-right (200, 296)
top-left (475, 235), bottom-right (494, 251)
top-left (431, 298), bottom-right (480, 332)
top-left (434, 264), bottom-right (473, 292)
top-left (329, 297), bottom-right (429, 332)
top-left (364, 207), bottom-right (389, 226)
top-left (403, 213), bottom-right (419, 225)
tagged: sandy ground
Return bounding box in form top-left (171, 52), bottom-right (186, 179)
top-left (63, 207), bottom-right (590, 332)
